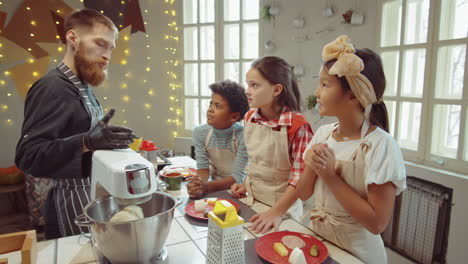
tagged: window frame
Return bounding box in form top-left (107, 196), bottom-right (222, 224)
top-left (181, 0), bottom-right (260, 132)
top-left (376, 0), bottom-right (468, 174)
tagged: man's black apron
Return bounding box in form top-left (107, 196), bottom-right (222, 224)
top-left (52, 63), bottom-right (103, 237)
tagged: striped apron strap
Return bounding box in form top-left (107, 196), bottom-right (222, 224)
top-left (53, 63), bottom-right (103, 237)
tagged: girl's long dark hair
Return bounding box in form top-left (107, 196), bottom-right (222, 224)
top-left (251, 56), bottom-right (302, 112)
top-left (324, 49), bottom-right (389, 132)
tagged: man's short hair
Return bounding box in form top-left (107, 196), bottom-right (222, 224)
top-left (209, 80), bottom-right (249, 121)
top-left (64, 8), bottom-right (118, 34)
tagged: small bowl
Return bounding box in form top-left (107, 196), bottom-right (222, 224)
top-left (160, 173), bottom-right (182, 191)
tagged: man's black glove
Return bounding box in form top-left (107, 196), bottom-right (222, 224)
top-left (83, 109), bottom-right (136, 151)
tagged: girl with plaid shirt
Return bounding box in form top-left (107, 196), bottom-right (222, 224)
top-left (230, 56), bottom-right (314, 234)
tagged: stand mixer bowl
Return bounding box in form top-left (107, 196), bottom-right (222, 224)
top-left (75, 192), bottom-right (181, 264)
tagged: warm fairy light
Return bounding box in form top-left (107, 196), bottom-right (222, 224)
top-left (119, 12), bottom-right (123, 16)
top-left (122, 95), bottom-right (130, 102)
top-left (56, 35), bottom-right (60, 39)
top-left (121, 83), bottom-right (127, 89)
top-left (147, 57), bottom-right (150, 60)
top-left (144, 10), bottom-right (148, 13)
top-left (30, 33), bottom-right (35, 37)
top-left (148, 89), bottom-right (155, 96)
top-left (104, 96), bottom-right (107, 100)
top-left (146, 44), bottom-right (150, 48)
top-left (144, 103), bottom-right (151, 109)
top-left (57, 46), bottom-right (63, 52)
top-left (121, 0), bottom-right (125, 4)
top-left (27, 48), bottom-right (32, 51)
top-left (7, 93), bottom-right (12, 96)
top-left (5, 119), bottom-right (13, 125)
top-left (121, 59), bottom-right (127, 65)
top-left (32, 71), bottom-right (39, 77)
top-left (124, 49), bottom-right (129, 55)
top-left (146, 116), bottom-right (151, 119)
top-left (28, 58), bottom-right (34, 63)
top-left (0, 80), bottom-right (5, 85)
top-left (143, 80), bottom-right (147, 83)
top-left (1, 105), bottom-right (8, 111)
top-left (122, 109), bottom-right (126, 112)
top-left (144, 21), bottom-right (147, 25)
top-left (123, 120), bottom-right (127, 124)
top-left (124, 35), bottom-right (129, 41)
top-left (56, 10), bottom-right (61, 13)
top-left (0, 43), bottom-right (2, 48)
top-left (163, 1), bottom-right (183, 136)
top-left (26, 7), bottom-right (31, 10)
top-left (0, 54), bottom-right (3, 58)
top-left (145, 67), bottom-right (151, 72)
top-left (4, 71), bottom-right (11, 76)
top-left (55, 21), bottom-right (60, 25)
top-left (30, 21), bottom-right (36, 26)
top-left (100, 10), bottom-right (104, 14)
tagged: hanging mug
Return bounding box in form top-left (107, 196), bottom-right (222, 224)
top-left (351, 11), bottom-right (364, 25)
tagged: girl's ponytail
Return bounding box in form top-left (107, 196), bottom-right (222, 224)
top-left (370, 101), bottom-right (389, 133)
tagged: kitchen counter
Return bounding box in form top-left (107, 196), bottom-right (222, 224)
top-left (1, 157), bottom-right (364, 264)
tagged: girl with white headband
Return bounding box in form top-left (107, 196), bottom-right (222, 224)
top-left (296, 35), bottom-right (406, 263)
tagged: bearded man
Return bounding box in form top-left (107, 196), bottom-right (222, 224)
top-left (15, 9), bottom-right (135, 238)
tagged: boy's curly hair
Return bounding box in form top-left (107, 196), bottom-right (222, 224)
top-left (209, 80), bottom-right (249, 121)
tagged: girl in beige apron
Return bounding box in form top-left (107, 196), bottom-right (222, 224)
top-left (235, 56), bottom-right (312, 233)
top-left (242, 113), bottom-right (303, 220)
top-left (308, 124), bottom-right (387, 263)
top-left (298, 35), bottom-right (406, 264)
top-left (205, 128), bottom-right (237, 180)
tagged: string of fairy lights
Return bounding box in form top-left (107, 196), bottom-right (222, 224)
top-left (0, 0), bottom-right (182, 141)
top-left (163, 0), bottom-right (182, 138)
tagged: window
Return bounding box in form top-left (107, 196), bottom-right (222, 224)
top-left (377, 0), bottom-right (467, 173)
top-left (182, 0), bottom-right (259, 131)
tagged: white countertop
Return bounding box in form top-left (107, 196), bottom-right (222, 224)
top-left (1, 158), bottom-right (364, 264)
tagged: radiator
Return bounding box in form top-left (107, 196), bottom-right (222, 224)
top-left (382, 176), bottom-right (452, 264)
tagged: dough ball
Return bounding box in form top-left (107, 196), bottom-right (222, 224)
top-left (110, 210), bottom-right (140, 222)
top-left (123, 205), bottom-right (144, 219)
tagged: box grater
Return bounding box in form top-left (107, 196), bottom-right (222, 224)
top-left (206, 200), bottom-right (245, 264)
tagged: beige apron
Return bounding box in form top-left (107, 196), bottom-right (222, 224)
top-left (309, 125), bottom-right (386, 264)
top-left (205, 128), bottom-right (237, 180)
top-left (242, 114), bottom-right (303, 220)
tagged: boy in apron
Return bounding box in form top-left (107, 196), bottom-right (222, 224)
top-left (230, 57), bottom-right (314, 234)
top-left (296, 36), bottom-right (406, 263)
top-left (187, 80), bottom-right (249, 198)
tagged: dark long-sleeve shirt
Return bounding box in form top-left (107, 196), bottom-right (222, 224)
top-left (15, 68), bottom-right (93, 179)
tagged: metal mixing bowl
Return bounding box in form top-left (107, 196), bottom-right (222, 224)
top-left (75, 192), bottom-right (181, 264)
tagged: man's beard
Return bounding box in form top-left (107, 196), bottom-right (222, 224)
top-left (74, 44), bottom-right (108, 86)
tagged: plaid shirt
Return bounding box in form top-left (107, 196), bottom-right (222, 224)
top-left (246, 107), bottom-right (313, 186)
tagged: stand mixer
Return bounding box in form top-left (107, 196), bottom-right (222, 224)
top-left (90, 149), bottom-right (157, 205)
top-left (76, 149), bottom-right (176, 264)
